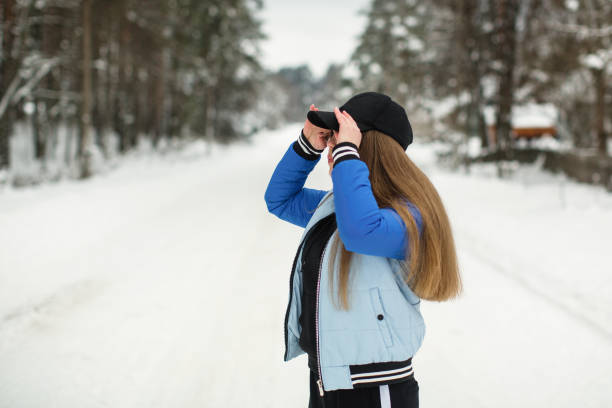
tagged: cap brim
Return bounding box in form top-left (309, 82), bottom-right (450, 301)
top-left (307, 110), bottom-right (339, 131)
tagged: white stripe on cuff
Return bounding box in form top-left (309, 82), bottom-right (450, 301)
top-left (298, 132), bottom-right (324, 155)
top-left (298, 134), bottom-right (318, 155)
top-left (332, 146), bottom-right (359, 160)
top-left (333, 151), bottom-right (360, 162)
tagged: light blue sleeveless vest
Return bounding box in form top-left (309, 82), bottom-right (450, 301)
top-left (284, 190), bottom-right (426, 392)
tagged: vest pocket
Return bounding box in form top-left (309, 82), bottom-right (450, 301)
top-left (368, 287), bottom-right (394, 347)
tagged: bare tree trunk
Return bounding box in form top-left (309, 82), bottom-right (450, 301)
top-left (593, 67), bottom-right (607, 156)
top-left (166, 54), bottom-right (181, 140)
top-left (493, 0), bottom-right (519, 178)
top-left (90, 7), bottom-right (102, 150)
top-left (459, 0), bottom-right (489, 150)
top-left (32, 97), bottom-right (43, 160)
top-left (116, 8), bottom-right (130, 153)
top-left (104, 6), bottom-right (119, 158)
top-left (477, 99), bottom-right (489, 150)
top-left (0, 0), bottom-right (17, 170)
top-left (79, 0), bottom-right (93, 178)
top-left (201, 81), bottom-right (215, 154)
top-left (474, 1), bottom-right (490, 151)
top-left (152, 47), bottom-right (165, 148)
top-left (129, 62), bottom-right (140, 149)
top-left (494, 0), bottom-right (519, 153)
top-left (41, 4), bottom-right (64, 167)
top-left (95, 9), bottom-right (110, 159)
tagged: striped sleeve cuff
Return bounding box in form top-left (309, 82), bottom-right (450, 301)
top-left (332, 141), bottom-right (360, 167)
top-left (292, 129), bottom-right (325, 161)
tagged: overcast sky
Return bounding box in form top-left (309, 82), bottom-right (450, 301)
top-left (258, 0), bottom-right (371, 78)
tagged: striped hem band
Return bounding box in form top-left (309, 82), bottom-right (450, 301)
top-left (349, 358), bottom-right (414, 388)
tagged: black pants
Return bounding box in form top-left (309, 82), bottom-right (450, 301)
top-left (308, 370), bottom-right (419, 408)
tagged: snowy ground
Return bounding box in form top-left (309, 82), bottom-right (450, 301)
top-left (1, 124), bottom-right (611, 407)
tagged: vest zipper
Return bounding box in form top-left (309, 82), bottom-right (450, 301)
top-left (315, 244), bottom-right (327, 397)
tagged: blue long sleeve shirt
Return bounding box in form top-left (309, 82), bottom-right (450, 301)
top-left (264, 131), bottom-right (422, 260)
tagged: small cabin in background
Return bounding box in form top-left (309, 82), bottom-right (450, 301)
top-left (484, 103), bottom-right (559, 146)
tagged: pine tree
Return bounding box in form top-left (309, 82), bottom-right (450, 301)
top-left (350, 0), bottom-right (431, 110)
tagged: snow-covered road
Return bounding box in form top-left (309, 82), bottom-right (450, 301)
top-left (1, 125), bottom-right (611, 407)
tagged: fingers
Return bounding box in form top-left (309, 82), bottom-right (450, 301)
top-left (334, 107), bottom-right (358, 129)
top-left (333, 106), bottom-right (345, 124)
top-left (334, 107), bottom-right (352, 121)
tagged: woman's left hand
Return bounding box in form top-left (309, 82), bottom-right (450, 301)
top-left (333, 107), bottom-right (362, 148)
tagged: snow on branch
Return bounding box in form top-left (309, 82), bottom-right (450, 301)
top-left (0, 56), bottom-right (60, 120)
top-left (546, 21), bottom-right (612, 39)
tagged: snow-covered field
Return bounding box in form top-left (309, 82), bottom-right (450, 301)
top-left (1, 124), bottom-right (611, 407)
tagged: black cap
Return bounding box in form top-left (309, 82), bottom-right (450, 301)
top-left (307, 91), bottom-right (413, 150)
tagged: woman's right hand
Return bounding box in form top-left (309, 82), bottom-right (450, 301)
top-left (303, 104), bottom-right (332, 151)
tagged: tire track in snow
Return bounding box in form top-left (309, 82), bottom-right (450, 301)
top-left (0, 279), bottom-right (110, 352)
top-left (456, 227), bottom-right (612, 342)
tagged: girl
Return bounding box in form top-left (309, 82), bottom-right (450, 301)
top-left (264, 92), bottom-right (462, 407)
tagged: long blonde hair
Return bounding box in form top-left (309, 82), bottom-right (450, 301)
top-left (314, 129), bottom-right (462, 310)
